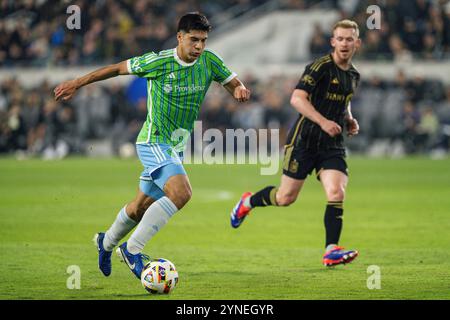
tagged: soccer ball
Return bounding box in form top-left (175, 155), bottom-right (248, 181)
top-left (140, 258), bottom-right (179, 294)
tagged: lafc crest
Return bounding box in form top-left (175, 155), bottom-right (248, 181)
top-left (289, 159), bottom-right (299, 173)
top-left (301, 74), bottom-right (316, 86)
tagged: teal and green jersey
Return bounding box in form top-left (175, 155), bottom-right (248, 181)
top-left (127, 48), bottom-right (236, 147)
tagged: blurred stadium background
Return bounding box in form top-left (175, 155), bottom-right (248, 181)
top-left (0, 0), bottom-right (449, 160)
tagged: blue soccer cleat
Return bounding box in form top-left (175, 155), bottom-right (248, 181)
top-left (230, 192), bottom-right (253, 228)
top-left (93, 232), bottom-right (112, 277)
top-left (116, 242), bottom-right (150, 280)
top-left (323, 245), bottom-right (359, 267)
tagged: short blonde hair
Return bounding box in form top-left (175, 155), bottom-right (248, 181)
top-left (333, 19), bottom-right (360, 38)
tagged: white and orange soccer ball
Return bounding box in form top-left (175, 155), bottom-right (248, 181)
top-left (140, 258), bottom-right (179, 294)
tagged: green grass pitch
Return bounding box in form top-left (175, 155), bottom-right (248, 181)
top-left (0, 156), bottom-right (449, 300)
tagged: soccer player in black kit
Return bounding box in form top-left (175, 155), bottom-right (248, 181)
top-left (230, 20), bottom-right (361, 267)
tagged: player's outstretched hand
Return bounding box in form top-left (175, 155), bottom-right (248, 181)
top-left (234, 85), bottom-right (251, 102)
top-left (346, 118), bottom-right (359, 137)
top-left (54, 80), bottom-right (79, 101)
top-left (320, 119), bottom-right (342, 137)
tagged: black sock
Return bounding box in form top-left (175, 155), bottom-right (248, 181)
top-left (324, 201), bottom-right (343, 248)
top-left (249, 186), bottom-right (278, 207)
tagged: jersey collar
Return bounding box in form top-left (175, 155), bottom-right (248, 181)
top-left (174, 48), bottom-right (198, 67)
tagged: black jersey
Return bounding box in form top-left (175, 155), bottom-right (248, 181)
top-left (289, 54), bottom-right (360, 150)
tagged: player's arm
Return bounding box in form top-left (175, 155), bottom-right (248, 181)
top-left (206, 50), bottom-right (250, 102)
top-left (54, 61), bottom-right (130, 101)
top-left (223, 77), bottom-right (251, 102)
top-left (290, 89), bottom-right (342, 137)
top-left (344, 101), bottom-right (359, 137)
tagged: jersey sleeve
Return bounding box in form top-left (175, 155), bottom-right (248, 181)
top-left (126, 52), bottom-right (160, 78)
top-left (206, 50), bottom-right (237, 85)
top-left (295, 61), bottom-right (328, 94)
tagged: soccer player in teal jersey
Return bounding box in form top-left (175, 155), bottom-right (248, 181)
top-left (54, 13), bottom-right (250, 279)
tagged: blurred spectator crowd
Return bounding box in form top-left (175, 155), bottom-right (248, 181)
top-left (2, 0), bottom-right (449, 67)
top-left (1, 72), bottom-right (449, 158)
top-left (0, 0), bottom-right (270, 67)
top-left (1, 0), bottom-right (449, 159)
top-left (309, 0), bottom-right (450, 61)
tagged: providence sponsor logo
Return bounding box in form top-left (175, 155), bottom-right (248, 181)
top-left (174, 85), bottom-right (206, 93)
top-left (164, 84), bottom-right (172, 93)
top-left (163, 84), bottom-right (206, 94)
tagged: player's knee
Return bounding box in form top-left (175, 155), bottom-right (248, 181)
top-left (276, 192), bottom-right (297, 206)
top-left (166, 186), bottom-right (192, 209)
top-left (326, 186), bottom-right (345, 202)
top-left (181, 187), bottom-right (192, 205)
top-left (126, 203), bottom-right (144, 221)
top-left (136, 202), bottom-right (151, 216)
top-left (175, 190), bottom-right (191, 209)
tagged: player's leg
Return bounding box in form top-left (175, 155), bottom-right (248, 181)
top-left (230, 174), bottom-right (306, 228)
top-left (94, 178), bottom-right (163, 276)
top-left (319, 169), bottom-right (347, 249)
top-left (251, 174), bottom-right (305, 207)
top-left (318, 158), bottom-right (358, 266)
top-left (119, 162), bottom-right (188, 279)
top-left (103, 189), bottom-right (161, 250)
top-left (231, 139), bottom-right (313, 228)
top-left (125, 189), bottom-right (159, 222)
top-left (162, 172), bottom-right (192, 209)
top-left (112, 142), bottom-right (185, 279)
top-left (126, 169), bottom-right (190, 255)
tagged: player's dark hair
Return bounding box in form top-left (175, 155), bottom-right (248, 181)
top-left (177, 12), bottom-right (211, 33)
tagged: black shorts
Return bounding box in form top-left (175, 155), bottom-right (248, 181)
top-left (282, 144), bottom-right (348, 180)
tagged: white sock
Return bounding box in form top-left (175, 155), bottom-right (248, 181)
top-left (326, 244), bottom-right (337, 252)
top-left (127, 196), bottom-right (178, 254)
top-left (103, 206), bottom-right (137, 251)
